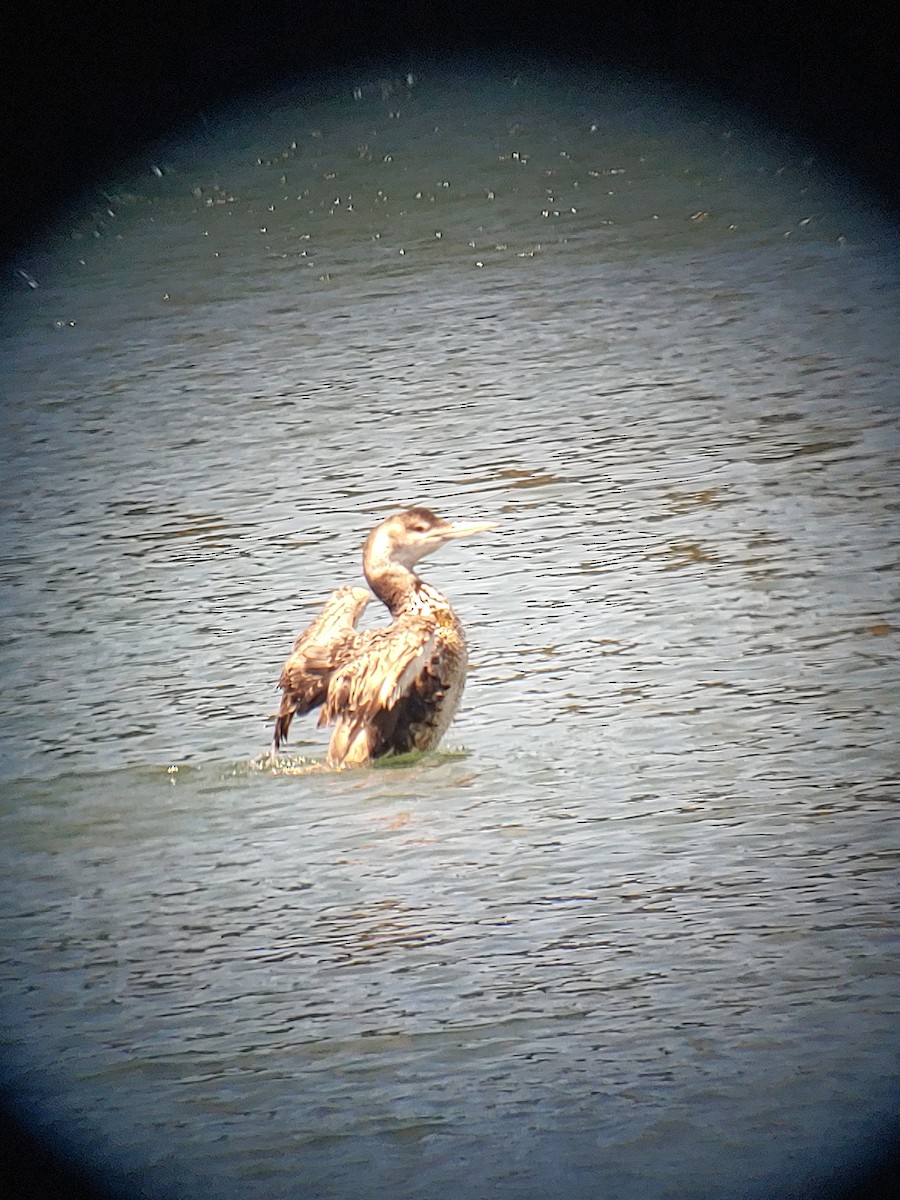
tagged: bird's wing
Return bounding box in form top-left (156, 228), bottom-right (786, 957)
top-left (273, 586), bottom-right (370, 748)
top-left (319, 616), bottom-right (438, 766)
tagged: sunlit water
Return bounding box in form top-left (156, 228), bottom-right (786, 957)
top-left (1, 63), bottom-right (898, 1200)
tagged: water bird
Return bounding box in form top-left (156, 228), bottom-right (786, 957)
top-left (273, 507), bottom-right (496, 768)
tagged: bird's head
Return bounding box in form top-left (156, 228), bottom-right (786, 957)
top-left (365, 506), bottom-right (496, 573)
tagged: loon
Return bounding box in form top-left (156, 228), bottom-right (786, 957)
top-left (272, 507), bottom-right (495, 768)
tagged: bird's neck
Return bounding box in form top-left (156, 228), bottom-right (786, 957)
top-left (364, 559), bottom-right (421, 617)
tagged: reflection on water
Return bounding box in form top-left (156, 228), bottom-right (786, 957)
top-left (1, 62), bottom-right (898, 1200)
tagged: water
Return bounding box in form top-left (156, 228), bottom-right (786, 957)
top-left (1, 62), bottom-right (898, 1199)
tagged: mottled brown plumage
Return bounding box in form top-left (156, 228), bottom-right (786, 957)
top-left (273, 585), bottom-right (371, 750)
top-left (272, 507), bottom-right (495, 768)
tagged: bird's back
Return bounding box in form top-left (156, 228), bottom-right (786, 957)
top-left (321, 584), bottom-right (468, 768)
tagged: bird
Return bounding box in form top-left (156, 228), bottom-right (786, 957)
top-left (272, 507), bottom-right (496, 768)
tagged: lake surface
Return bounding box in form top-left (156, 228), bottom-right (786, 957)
top-left (1, 61), bottom-right (898, 1199)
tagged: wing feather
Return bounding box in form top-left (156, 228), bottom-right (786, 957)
top-left (272, 585), bottom-right (370, 749)
top-left (320, 615), bottom-right (438, 767)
